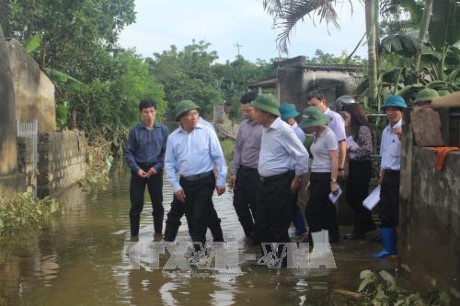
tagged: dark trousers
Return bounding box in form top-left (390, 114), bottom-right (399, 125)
top-left (129, 167), bottom-right (163, 236)
top-left (346, 159), bottom-right (376, 234)
top-left (254, 171), bottom-right (295, 244)
top-left (165, 173), bottom-right (223, 245)
top-left (379, 170), bottom-right (400, 228)
top-left (233, 167), bottom-right (259, 237)
top-left (163, 197), bottom-right (223, 242)
top-left (305, 172), bottom-right (340, 242)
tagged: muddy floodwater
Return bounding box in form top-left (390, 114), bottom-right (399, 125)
top-left (0, 163), bottom-right (397, 305)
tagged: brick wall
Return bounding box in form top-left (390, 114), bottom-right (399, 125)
top-left (37, 130), bottom-right (87, 198)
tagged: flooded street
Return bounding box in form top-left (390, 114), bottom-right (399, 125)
top-left (0, 163), bottom-right (397, 305)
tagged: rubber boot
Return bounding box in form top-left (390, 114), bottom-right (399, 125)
top-left (309, 230), bottom-right (328, 261)
top-left (293, 209), bottom-right (307, 236)
top-left (372, 227), bottom-right (398, 258)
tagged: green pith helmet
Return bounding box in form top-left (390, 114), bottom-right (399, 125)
top-left (299, 106), bottom-right (331, 129)
top-left (383, 95), bottom-right (407, 110)
top-left (175, 100), bottom-right (200, 121)
top-left (251, 94), bottom-right (281, 116)
top-left (414, 88), bottom-right (439, 104)
top-left (279, 103), bottom-right (299, 120)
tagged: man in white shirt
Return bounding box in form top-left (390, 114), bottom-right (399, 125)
top-left (373, 95), bottom-right (407, 258)
top-left (306, 90), bottom-right (347, 176)
top-left (251, 94), bottom-right (309, 253)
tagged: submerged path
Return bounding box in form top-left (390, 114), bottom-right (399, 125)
top-left (0, 164), bottom-right (397, 305)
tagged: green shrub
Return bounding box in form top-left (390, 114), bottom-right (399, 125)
top-left (0, 188), bottom-right (60, 231)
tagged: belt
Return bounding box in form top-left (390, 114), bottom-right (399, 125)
top-left (259, 170), bottom-right (293, 183)
top-left (384, 169), bottom-right (400, 175)
top-left (181, 171), bottom-right (213, 182)
top-left (239, 165), bottom-right (258, 172)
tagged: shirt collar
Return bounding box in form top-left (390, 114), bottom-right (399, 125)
top-left (179, 123), bottom-right (204, 134)
top-left (140, 121), bottom-right (158, 129)
top-left (268, 117), bottom-right (283, 130)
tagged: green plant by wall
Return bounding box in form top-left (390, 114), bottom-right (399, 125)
top-left (337, 270), bottom-right (452, 306)
top-left (0, 188), bottom-right (61, 231)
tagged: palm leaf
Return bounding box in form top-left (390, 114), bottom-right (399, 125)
top-left (263, 0), bottom-right (346, 54)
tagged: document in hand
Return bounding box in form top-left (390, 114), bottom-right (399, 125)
top-left (328, 186), bottom-right (343, 205)
top-left (346, 136), bottom-right (360, 159)
top-left (363, 185), bottom-right (381, 211)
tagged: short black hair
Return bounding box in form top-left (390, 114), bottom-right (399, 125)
top-left (306, 89), bottom-right (326, 101)
top-left (240, 91), bottom-right (258, 104)
top-left (139, 99), bottom-right (157, 112)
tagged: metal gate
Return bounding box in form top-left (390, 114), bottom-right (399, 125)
top-left (17, 119), bottom-right (38, 197)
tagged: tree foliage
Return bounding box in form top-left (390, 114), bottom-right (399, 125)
top-left (146, 40), bottom-right (275, 120)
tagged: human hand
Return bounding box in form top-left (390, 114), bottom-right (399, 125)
top-left (347, 147), bottom-right (357, 153)
top-left (175, 189), bottom-right (186, 202)
top-left (330, 181), bottom-right (339, 194)
top-left (291, 176), bottom-right (301, 193)
top-left (229, 175), bottom-right (237, 189)
top-left (147, 167), bottom-right (157, 177)
top-left (393, 127), bottom-right (402, 140)
top-left (137, 169), bottom-right (148, 178)
top-left (215, 186), bottom-right (226, 196)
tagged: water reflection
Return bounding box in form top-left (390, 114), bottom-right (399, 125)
top-left (0, 162), bottom-right (397, 305)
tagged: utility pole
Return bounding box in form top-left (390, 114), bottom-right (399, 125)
top-left (234, 43), bottom-right (242, 56)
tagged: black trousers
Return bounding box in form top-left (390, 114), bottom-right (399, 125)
top-left (346, 159), bottom-right (376, 234)
top-left (379, 170), bottom-right (400, 228)
top-left (305, 172), bottom-right (340, 241)
top-left (129, 166), bottom-right (163, 236)
top-left (163, 196), bottom-right (222, 242)
top-left (233, 167), bottom-right (259, 237)
top-left (254, 171), bottom-right (295, 244)
top-left (176, 174), bottom-right (223, 244)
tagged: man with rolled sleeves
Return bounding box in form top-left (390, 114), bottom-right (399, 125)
top-left (279, 102), bottom-right (308, 238)
top-left (252, 94), bottom-right (309, 248)
top-left (164, 100), bottom-right (227, 248)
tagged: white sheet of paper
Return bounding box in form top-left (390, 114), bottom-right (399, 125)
top-left (363, 185), bottom-right (381, 211)
top-left (346, 136), bottom-right (360, 159)
top-left (328, 186), bottom-right (343, 205)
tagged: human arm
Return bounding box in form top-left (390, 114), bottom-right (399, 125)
top-left (349, 126), bottom-right (373, 159)
top-left (329, 150), bottom-right (339, 193)
top-left (209, 131), bottom-right (228, 193)
top-left (337, 140), bottom-right (346, 176)
top-left (124, 127), bottom-right (142, 174)
top-left (229, 126), bottom-right (243, 188)
top-left (164, 136), bottom-right (182, 193)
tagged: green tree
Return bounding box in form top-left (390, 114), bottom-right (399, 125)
top-left (146, 40), bottom-right (223, 120)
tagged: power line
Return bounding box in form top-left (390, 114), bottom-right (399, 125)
top-left (234, 43), bottom-right (243, 56)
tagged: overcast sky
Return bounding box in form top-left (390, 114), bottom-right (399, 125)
top-left (118, 0), bottom-right (368, 63)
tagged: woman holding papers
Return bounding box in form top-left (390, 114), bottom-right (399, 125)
top-left (300, 106), bottom-right (340, 243)
top-left (342, 103), bottom-right (376, 240)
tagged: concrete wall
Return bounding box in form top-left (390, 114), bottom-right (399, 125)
top-left (6, 39), bottom-right (55, 133)
top-left (400, 111), bottom-right (460, 301)
top-left (0, 28), bottom-right (18, 176)
top-left (37, 131), bottom-right (87, 198)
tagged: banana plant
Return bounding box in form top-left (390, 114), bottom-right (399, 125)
top-left (23, 33), bottom-right (86, 90)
